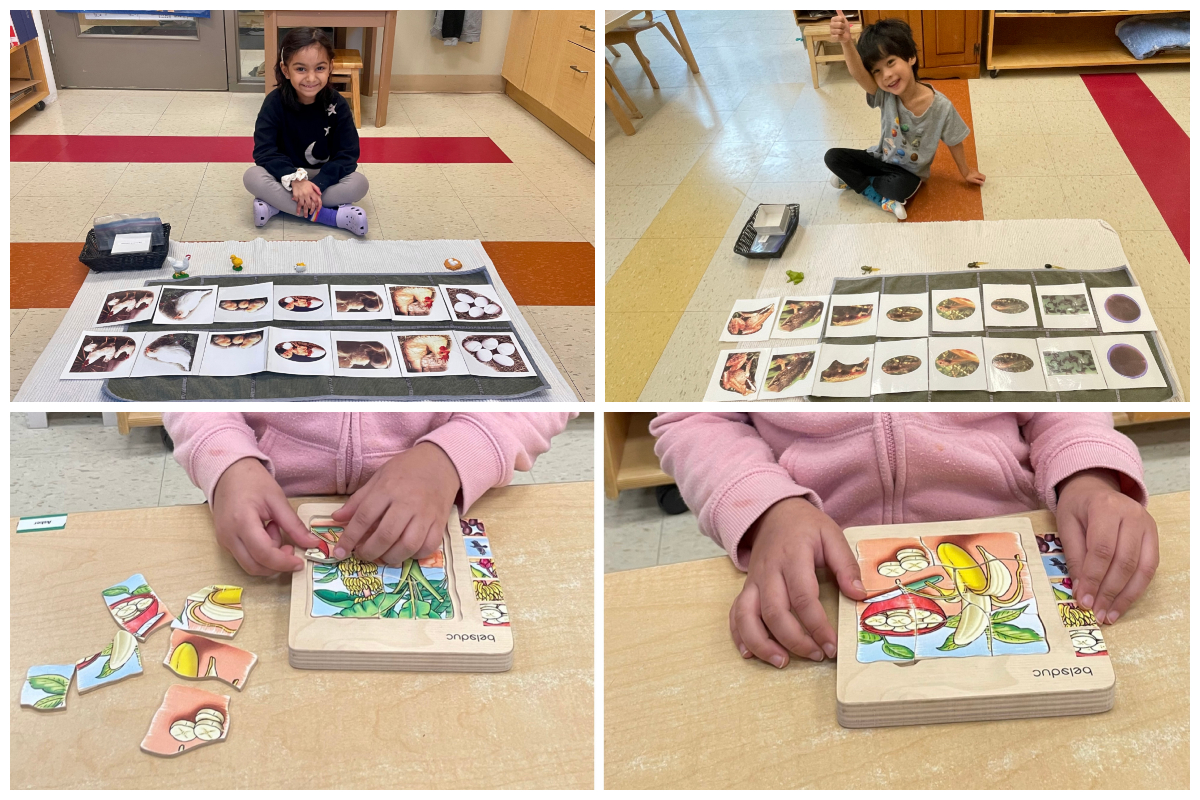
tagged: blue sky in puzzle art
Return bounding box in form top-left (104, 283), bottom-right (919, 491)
top-left (21, 664), bottom-right (75, 709)
top-left (76, 640), bottom-right (142, 691)
top-left (1042, 554), bottom-right (1069, 577)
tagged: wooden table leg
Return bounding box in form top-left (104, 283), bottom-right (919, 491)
top-left (606, 79), bottom-right (636, 135)
top-left (375, 11), bottom-right (396, 128)
top-left (664, 11), bottom-right (699, 74)
top-left (264, 10), bottom-right (278, 94)
top-left (606, 61), bottom-right (642, 120)
top-left (361, 25), bottom-right (376, 98)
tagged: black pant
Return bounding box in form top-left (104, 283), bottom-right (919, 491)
top-left (824, 148), bottom-right (922, 202)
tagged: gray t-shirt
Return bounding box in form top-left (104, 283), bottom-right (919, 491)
top-left (866, 85), bottom-right (970, 179)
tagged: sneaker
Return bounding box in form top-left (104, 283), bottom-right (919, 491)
top-left (881, 198), bottom-right (907, 220)
top-left (829, 174), bottom-right (847, 190)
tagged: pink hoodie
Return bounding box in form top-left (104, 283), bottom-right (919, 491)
top-left (163, 412), bottom-right (575, 511)
top-left (650, 413), bottom-right (1147, 570)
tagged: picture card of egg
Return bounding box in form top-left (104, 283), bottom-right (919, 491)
top-left (927, 336), bottom-right (988, 392)
top-left (330, 284), bottom-right (391, 320)
top-left (331, 332), bottom-right (402, 378)
top-left (61, 331), bottom-right (147, 380)
top-left (454, 331), bottom-right (537, 377)
top-left (93, 286), bottom-right (161, 327)
top-left (1035, 337), bottom-right (1108, 392)
top-left (153, 286), bottom-right (217, 326)
top-left (272, 283), bottom-right (331, 321)
top-left (981, 283), bottom-right (1038, 328)
top-left (720, 297), bottom-right (780, 343)
top-left (981, 336), bottom-right (1046, 392)
top-left (810, 343), bottom-right (874, 398)
top-left (395, 330), bottom-right (470, 376)
top-left (198, 329), bottom-right (268, 376)
top-left (213, 282), bottom-right (274, 323)
top-left (266, 327), bottom-right (334, 376)
top-left (1090, 334), bottom-right (1167, 390)
top-left (758, 344), bottom-right (821, 400)
top-left (703, 348), bottom-right (769, 402)
top-left (771, 296), bottom-right (828, 339)
top-left (874, 293), bottom-right (929, 338)
top-left (1089, 286), bottom-right (1158, 333)
top-left (386, 284), bottom-right (450, 321)
top-left (130, 331), bottom-right (207, 377)
top-left (928, 287), bottom-right (983, 333)
top-left (439, 284), bottom-right (511, 322)
top-left (1035, 283), bottom-right (1096, 329)
top-left (823, 292), bottom-right (879, 338)
top-left (870, 338), bottom-right (929, 395)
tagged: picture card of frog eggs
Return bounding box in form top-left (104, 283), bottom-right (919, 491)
top-left (927, 336), bottom-right (988, 392)
top-left (130, 331), bottom-right (207, 378)
top-left (874, 293), bottom-right (929, 338)
top-left (272, 282), bottom-right (331, 321)
top-left (396, 330), bottom-right (470, 376)
top-left (757, 344), bottom-right (821, 400)
top-left (153, 286), bottom-right (217, 326)
top-left (386, 284), bottom-right (450, 322)
top-left (1035, 283), bottom-right (1096, 329)
top-left (928, 287), bottom-right (983, 333)
top-left (771, 296), bottom-right (828, 339)
top-left (93, 285), bottom-right (161, 327)
top-left (454, 330), bottom-right (537, 378)
top-left (719, 297), bottom-right (780, 343)
top-left (703, 348), bottom-right (769, 402)
top-left (1036, 337), bottom-right (1108, 392)
top-left (870, 338), bottom-right (929, 395)
top-left (214, 282), bottom-right (274, 323)
top-left (1089, 286), bottom-right (1158, 333)
top-left (823, 292), bottom-right (879, 338)
top-left (199, 329), bottom-right (268, 376)
top-left (981, 283), bottom-right (1038, 327)
top-left (61, 331), bottom-right (147, 380)
top-left (266, 327), bottom-right (334, 376)
top-left (810, 343), bottom-right (874, 398)
top-left (1091, 334), bottom-right (1167, 390)
top-left (330, 284), bottom-right (391, 321)
top-left (331, 331), bottom-right (402, 378)
top-left (439, 284), bottom-right (511, 323)
top-left (982, 337), bottom-right (1046, 392)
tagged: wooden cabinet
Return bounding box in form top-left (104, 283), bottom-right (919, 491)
top-left (861, 10), bottom-right (981, 79)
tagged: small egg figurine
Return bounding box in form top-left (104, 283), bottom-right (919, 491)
top-left (444, 258), bottom-right (463, 271)
top-left (295, 262), bottom-right (307, 273)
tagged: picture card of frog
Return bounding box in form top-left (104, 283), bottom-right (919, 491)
top-left (1091, 334), bottom-right (1167, 390)
top-left (153, 286), bottom-right (217, 326)
top-left (720, 297), bottom-right (780, 343)
top-left (93, 286), bottom-right (160, 327)
top-left (928, 336), bottom-right (987, 392)
top-left (1035, 283), bottom-right (1096, 329)
top-left (214, 282), bottom-right (274, 323)
top-left (929, 287), bottom-right (983, 333)
top-left (140, 684), bottom-right (230, 758)
top-left (396, 331), bottom-right (470, 376)
top-left (198, 329), bottom-right (268, 376)
top-left (703, 348), bottom-right (768, 401)
top-left (21, 664), bottom-right (75, 711)
top-left (875, 293), bottom-right (929, 338)
top-left (982, 337), bottom-right (1046, 393)
top-left (386, 284), bottom-right (450, 321)
top-left (981, 284), bottom-right (1038, 328)
top-left (130, 331), bottom-right (207, 378)
top-left (331, 332), bottom-right (402, 378)
top-left (330, 284), bottom-right (391, 321)
top-left (266, 327), bottom-right (334, 376)
top-left (440, 284), bottom-right (512, 323)
top-left (758, 344), bottom-right (820, 400)
top-left (823, 292), bottom-right (879, 338)
top-left (454, 331), bottom-right (536, 377)
top-left (771, 296), bottom-right (828, 339)
top-left (103, 573), bottom-right (175, 641)
top-left (1036, 337), bottom-right (1108, 391)
top-left (871, 338), bottom-right (929, 395)
top-left (1089, 286), bottom-right (1158, 333)
top-left (810, 342), bottom-right (874, 398)
top-left (272, 282), bottom-right (331, 322)
top-left (61, 331), bottom-right (147, 380)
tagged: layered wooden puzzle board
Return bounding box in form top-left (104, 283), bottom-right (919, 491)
top-left (836, 517), bottom-right (1113, 728)
top-left (288, 503), bottom-right (513, 672)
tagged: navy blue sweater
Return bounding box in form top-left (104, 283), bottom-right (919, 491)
top-left (252, 89), bottom-right (360, 191)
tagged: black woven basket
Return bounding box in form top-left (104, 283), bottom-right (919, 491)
top-left (734, 204), bottom-right (799, 259)
top-left (78, 223), bottom-right (171, 272)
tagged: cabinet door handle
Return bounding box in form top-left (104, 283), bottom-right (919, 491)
top-left (570, 65), bottom-right (589, 75)
top-left (580, 25), bottom-right (594, 31)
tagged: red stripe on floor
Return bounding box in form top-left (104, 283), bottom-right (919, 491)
top-left (1081, 73), bottom-right (1189, 260)
top-left (11, 135), bottom-right (512, 164)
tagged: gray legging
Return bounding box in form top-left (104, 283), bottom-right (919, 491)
top-left (243, 165), bottom-right (369, 212)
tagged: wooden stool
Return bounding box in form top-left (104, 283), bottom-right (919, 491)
top-left (331, 48), bottom-right (362, 128)
top-left (802, 21), bottom-right (862, 89)
top-left (605, 11), bottom-right (686, 91)
top-left (605, 59), bottom-right (642, 136)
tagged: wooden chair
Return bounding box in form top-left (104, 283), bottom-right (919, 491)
top-left (330, 48), bottom-right (363, 128)
top-left (604, 10), bottom-right (686, 91)
top-left (801, 20), bottom-right (862, 89)
top-left (605, 59), bottom-right (642, 136)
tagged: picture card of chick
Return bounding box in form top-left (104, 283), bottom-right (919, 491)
top-left (396, 331), bottom-right (470, 376)
top-left (810, 342), bottom-right (874, 398)
top-left (330, 284), bottom-right (391, 321)
top-left (720, 297), bottom-right (780, 343)
top-left (1089, 286), bottom-right (1158, 333)
top-left (386, 284), bottom-right (450, 322)
top-left (1091, 334), bottom-right (1167, 390)
top-left (703, 348), bottom-right (769, 401)
top-left (153, 286), bottom-right (217, 326)
top-left (93, 286), bottom-right (160, 327)
top-left (982, 336), bottom-right (1046, 392)
top-left (61, 331), bottom-right (147, 380)
top-left (130, 331), bottom-right (207, 378)
top-left (823, 292), bottom-right (879, 338)
top-left (266, 328), bottom-right (334, 376)
top-left (1035, 283), bottom-right (1096, 329)
top-left (771, 296), bottom-right (828, 339)
top-left (272, 283), bottom-right (331, 322)
top-left (875, 293), bottom-right (929, 338)
top-left (758, 344), bottom-right (820, 400)
top-left (1036, 337), bottom-right (1108, 392)
top-left (455, 331), bottom-right (537, 378)
top-left (870, 338), bottom-right (928, 395)
top-left (927, 336), bottom-right (988, 392)
top-left (440, 284), bottom-right (512, 323)
top-left (981, 283), bottom-right (1038, 328)
top-left (214, 282), bottom-right (273, 323)
top-left (198, 329), bottom-right (268, 376)
top-left (331, 332), bottom-right (402, 378)
top-left (929, 287), bottom-right (983, 333)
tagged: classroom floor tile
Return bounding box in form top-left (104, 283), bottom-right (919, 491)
top-left (461, 195), bottom-right (582, 242)
top-left (606, 238), bottom-right (637, 284)
top-left (16, 161), bottom-right (128, 197)
top-left (10, 309), bottom-right (66, 400)
top-left (605, 184), bottom-right (676, 240)
top-left (10, 162), bottom-right (46, 197)
top-left (607, 237), bottom-right (723, 314)
top-left (979, 176), bottom-right (1070, 221)
top-left (373, 194), bottom-right (481, 240)
top-left (607, 309), bottom-right (685, 402)
top-left (641, 181), bottom-right (748, 239)
top-left (10, 195), bottom-right (106, 242)
top-left (441, 163), bottom-right (543, 197)
top-left (974, 134), bottom-right (1057, 178)
top-left (1061, 174), bottom-right (1168, 232)
top-left (638, 311), bottom-right (727, 402)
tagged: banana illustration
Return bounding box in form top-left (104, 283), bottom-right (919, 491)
top-left (169, 642), bottom-right (200, 677)
top-left (915, 543), bottom-right (1026, 650)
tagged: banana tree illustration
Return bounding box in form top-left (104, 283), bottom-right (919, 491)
top-left (313, 555), bottom-right (450, 619)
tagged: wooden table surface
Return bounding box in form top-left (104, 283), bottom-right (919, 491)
top-left (605, 494), bottom-right (1189, 789)
top-left (12, 483), bottom-right (593, 790)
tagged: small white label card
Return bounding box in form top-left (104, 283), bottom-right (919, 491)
top-left (824, 292), bottom-right (879, 338)
top-left (1092, 334), bottom-right (1167, 389)
top-left (153, 286), bottom-right (217, 326)
top-left (1037, 336), bottom-right (1108, 391)
top-left (395, 331), bottom-right (470, 376)
top-left (703, 348), bottom-right (769, 402)
top-left (1090, 286), bottom-right (1158, 333)
top-left (982, 336), bottom-right (1047, 392)
top-left (1036, 283), bottom-right (1096, 329)
top-left (331, 332), bottom-right (402, 377)
top-left (266, 327), bottom-right (334, 376)
top-left (61, 331), bottom-right (146, 380)
top-left (771, 296), bottom-right (828, 339)
top-left (455, 331), bottom-right (536, 377)
top-left (130, 331), bottom-right (206, 377)
top-left (928, 336), bottom-right (988, 392)
top-left (981, 283), bottom-right (1038, 328)
top-left (214, 282), bottom-right (274, 323)
top-left (929, 287), bottom-right (983, 333)
top-left (720, 297), bottom-right (780, 343)
top-left (330, 285), bottom-right (391, 321)
top-left (758, 344), bottom-right (821, 400)
top-left (810, 342), bottom-right (874, 398)
top-left (110, 232), bottom-right (152, 253)
top-left (440, 284), bottom-right (512, 323)
top-left (199, 329), bottom-right (269, 376)
top-left (17, 514), bottom-right (68, 533)
top-left (871, 338), bottom-right (929, 395)
top-left (386, 284), bottom-right (450, 322)
top-left (273, 283), bottom-right (331, 322)
top-left (875, 293), bottom-right (929, 338)
top-left (94, 286), bottom-right (160, 327)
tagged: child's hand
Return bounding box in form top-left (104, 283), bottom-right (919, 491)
top-left (730, 497), bottom-right (866, 668)
top-left (1055, 468), bottom-right (1158, 625)
top-left (830, 9), bottom-right (853, 43)
top-left (212, 456), bottom-right (321, 576)
top-left (964, 168), bottom-right (986, 185)
top-left (291, 179), bottom-right (323, 220)
top-left (330, 443), bottom-right (462, 566)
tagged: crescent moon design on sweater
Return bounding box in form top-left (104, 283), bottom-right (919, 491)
top-left (304, 142), bottom-right (329, 165)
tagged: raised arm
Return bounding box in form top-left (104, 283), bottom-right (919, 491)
top-left (830, 10), bottom-right (877, 95)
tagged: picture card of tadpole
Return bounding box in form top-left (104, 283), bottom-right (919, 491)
top-left (982, 336), bottom-right (1046, 392)
top-left (395, 331), bottom-right (469, 376)
top-left (875, 293), bottom-right (929, 338)
top-left (981, 283), bottom-right (1038, 327)
top-left (454, 331), bottom-right (536, 377)
top-left (703, 348), bottom-right (768, 401)
top-left (719, 297), bottom-right (780, 343)
top-left (266, 327), bottom-right (334, 376)
top-left (386, 284), bottom-right (450, 321)
top-left (928, 336), bottom-right (987, 392)
top-left (214, 282), bottom-right (274, 323)
top-left (771, 296), bottom-right (827, 339)
top-left (810, 342), bottom-right (874, 397)
top-left (1036, 337), bottom-right (1108, 391)
top-left (130, 331), bottom-right (206, 377)
top-left (929, 287), bottom-right (983, 333)
top-left (272, 282), bottom-right (331, 321)
top-left (758, 344), bottom-right (820, 399)
top-left (823, 292), bottom-right (879, 338)
top-left (1091, 334), bottom-right (1167, 390)
top-left (870, 338), bottom-right (928, 395)
top-left (153, 286), bottom-right (217, 326)
top-left (330, 284), bottom-right (391, 320)
top-left (61, 331), bottom-right (146, 380)
top-left (198, 329), bottom-right (268, 376)
top-left (331, 332), bottom-right (402, 378)
top-left (1036, 283), bottom-right (1096, 329)
top-left (440, 284), bottom-right (511, 322)
top-left (93, 286), bottom-right (160, 327)
top-left (1089, 286), bottom-right (1158, 333)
